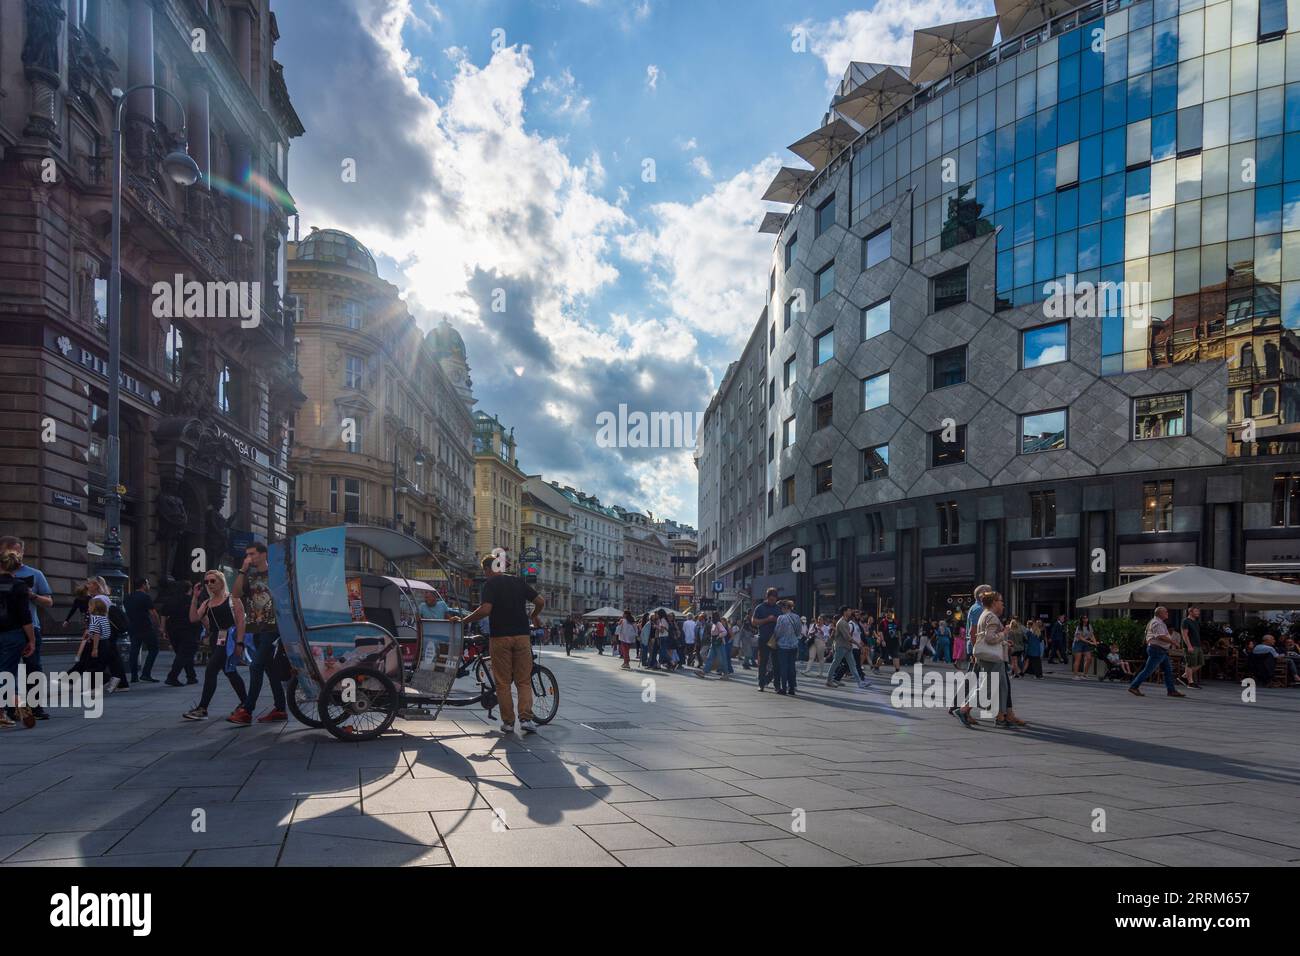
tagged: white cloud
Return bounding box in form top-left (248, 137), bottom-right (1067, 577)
top-left (538, 67), bottom-right (591, 120)
top-left (690, 155), bottom-right (713, 178)
top-left (645, 63), bottom-right (660, 91)
top-left (679, 137), bottom-right (698, 151)
top-left (798, 0), bottom-right (995, 89)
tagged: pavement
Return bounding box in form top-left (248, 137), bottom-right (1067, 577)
top-left (2, 647), bottom-right (1299, 867)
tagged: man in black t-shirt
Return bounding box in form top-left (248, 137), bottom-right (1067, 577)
top-left (454, 555), bottom-right (546, 734)
top-left (160, 580), bottom-right (201, 686)
top-left (122, 578), bottom-right (161, 682)
top-left (562, 616), bottom-right (575, 656)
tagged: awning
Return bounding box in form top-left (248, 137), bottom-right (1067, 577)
top-left (758, 211), bottom-right (787, 235)
top-left (995, 0), bottom-right (1075, 42)
top-left (582, 606), bottom-right (623, 618)
top-left (761, 166), bottom-right (815, 204)
top-left (909, 16), bottom-right (999, 85)
top-left (831, 65), bottom-right (913, 130)
top-left (787, 118), bottom-right (859, 171)
top-left (344, 524), bottom-right (433, 562)
top-left (1077, 565), bottom-right (1300, 610)
top-left (381, 575), bottom-right (437, 593)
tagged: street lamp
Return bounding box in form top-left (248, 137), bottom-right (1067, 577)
top-left (392, 444), bottom-right (426, 527)
top-left (98, 85), bottom-right (202, 599)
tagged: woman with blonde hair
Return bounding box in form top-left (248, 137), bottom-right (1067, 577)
top-left (183, 571), bottom-right (249, 722)
top-left (84, 576), bottom-right (130, 692)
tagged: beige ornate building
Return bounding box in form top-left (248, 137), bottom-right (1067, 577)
top-left (286, 229), bottom-right (476, 588)
top-left (473, 410), bottom-right (524, 565)
top-left (521, 489), bottom-right (572, 622)
top-left (0, 0), bottom-right (303, 602)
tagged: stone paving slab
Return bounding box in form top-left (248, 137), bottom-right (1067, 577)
top-left (6, 648), bottom-right (1298, 866)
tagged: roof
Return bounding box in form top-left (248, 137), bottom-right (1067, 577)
top-left (294, 228), bottom-right (376, 275)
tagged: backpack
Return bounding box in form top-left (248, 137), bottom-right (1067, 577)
top-left (0, 576), bottom-right (20, 632)
top-left (107, 603), bottom-right (130, 643)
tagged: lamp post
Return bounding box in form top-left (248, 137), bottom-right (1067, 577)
top-left (392, 442), bottom-right (426, 528)
top-left (98, 85), bottom-right (201, 600)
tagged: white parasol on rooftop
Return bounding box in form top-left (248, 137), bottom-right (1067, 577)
top-left (909, 16), bottom-right (1000, 85)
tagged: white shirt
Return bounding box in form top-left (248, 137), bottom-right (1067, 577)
top-left (682, 618), bottom-right (697, 644)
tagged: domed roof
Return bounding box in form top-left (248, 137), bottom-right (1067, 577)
top-left (430, 317), bottom-right (465, 356)
top-left (295, 228), bottom-right (377, 276)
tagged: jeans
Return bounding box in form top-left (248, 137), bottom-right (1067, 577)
top-left (826, 645), bottom-right (862, 684)
top-left (702, 642), bottom-right (732, 674)
top-left (198, 643), bottom-right (247, 710)
top-left (1129, 644), bottom-right (1177, 693)
top-left (490, 634), bottom-right (535, 724)
top-left (756, 640), bottom-right (776, 688)
top-left (129, 627), bottom-right (159, 680)
top-left (0, 629), bottom-right (26, 695)
top-left (936, 637), bottom-right (952, 662)
top-left (243, 631), bottom-right (286, 712)
top-left (775, 647), bottom-right (798, 693)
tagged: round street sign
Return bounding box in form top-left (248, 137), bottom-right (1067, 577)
top-left (712, 581), bottom-right (723, 593)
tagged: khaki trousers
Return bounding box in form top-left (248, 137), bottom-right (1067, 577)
top-left (490, 634), bottom-right (534, 723)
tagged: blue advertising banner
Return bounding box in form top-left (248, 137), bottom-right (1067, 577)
top-left (267, 537), bottom-right (313, 696)
top-left (295, 527), bottom-right (351, 629)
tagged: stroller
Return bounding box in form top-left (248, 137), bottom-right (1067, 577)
top-left (1098, 653), bottom-right (1127, 682)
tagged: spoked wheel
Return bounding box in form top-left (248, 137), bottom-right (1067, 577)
top-left (530, 665), bottom-right (559, 725)
top-left (286, 673), bottom-right (324, 729)
top-left (318, 666), bottom-right (399, 742)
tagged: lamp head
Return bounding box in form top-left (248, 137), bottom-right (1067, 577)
top-left (163, 148), bottom-right (202, 186)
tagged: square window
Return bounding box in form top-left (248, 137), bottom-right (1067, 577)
top-left (864, 227), bottom-right (891, 269)
top-left (931, 345), bottom-right (967, 389)
top-left (863, 444), bottom-right (889, 481)
top-left (862, 299), bottom-right (890, 340)
top-left (782, 476), bottom-right (796, 507)
top-left (816, 194), bottom-right (836, 236)
top-left (1021, 409), bottom-right (1068, 453)
top-left (813, 460), bottom-right (833, 494)
top-left (1021, 320), bottom-right (1068, 367)
top-left (815, 261), bottom-right (835, 302)
top-left (815, 328), bottom-right (834, 366)
top-left (932, 265), bottom-right (969, 311)
top-left (783, 355), bottom-right (796, 389)
top-left (1133, 392), bottom-right (1187, 439)
top-left (862, 371), bottom-right (889, 410)
top-left (930, 424), bottom-right (967, 467)
top-left (814, 394), bottom-right (833, 430)
top-left (785, 231), bottom-right (798, 270)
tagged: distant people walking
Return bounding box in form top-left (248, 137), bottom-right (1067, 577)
top-left (1023, 619), bottom-right (1044, 678)
top-left (160, 579), bottom-right (200, 686)
top-left (751, 588), bottom-right (780, 691)
top-left (826, 606), bottom-right (867, 689)
top-left (1047, 614), bottom-right (1068, 664)
top-left (616, 610), bottom-right (636, 669)
top-left (681, 612), bottom-right (698, 666)
top-left (0, 537), bottom-right (53, 720)
top-left (1180, 607), bottom-right (1204, 688)
top-left (123, 578), bottom-right (161, 683)
top-left (232, 542), bottom-right (288, 724)
top-left (183, 573), bottom-right (249, 722)
top-left (1127, 606), bottom-right (1186, 699)
top-left (0, 548), bottom-right (37, 729)
top-left (1072, 613), bottom-right (1097, 680)
top-left (803, 615), bottom-right (828, 678)
top-left (772, 601), bottom-right (801, 695)
top-left (562, 616), bottom-right (575, 656)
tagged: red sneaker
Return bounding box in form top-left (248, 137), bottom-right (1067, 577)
top-left (227, 707), bottom-right (252, 725)
top-left (257, 708), bottom-right (288, 723)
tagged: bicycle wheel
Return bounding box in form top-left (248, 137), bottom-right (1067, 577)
top-left (530, 665), bottom-right (559, 724)
top-left (318, 666), bottom-right (399, 742)
top-left (285, 673), bottom-right (324, 729)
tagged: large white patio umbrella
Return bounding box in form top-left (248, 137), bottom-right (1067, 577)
top-left (582, 606), bottom-right (623, 618)
top-left (1076, 565), bottom-right (1300, 610)
top-left (909, 16), bottom-right (1000, 85)
top-left (757, 211), bottom-right (787, 235)
top-left (761, 166), bottom-right (815, 204)
top-left (787, 117), bottom-right (859, 171)
top-left (995, 0), bottom-right (1076, 41)
top-left (831, 65), bottom-right (914, 130)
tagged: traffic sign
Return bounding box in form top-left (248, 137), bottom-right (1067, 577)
top-left (712, 581), bottom-right (723, 593)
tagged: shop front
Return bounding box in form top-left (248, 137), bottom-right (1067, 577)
top-left (812, 564), bottom-right (837, 617)
top-left (1010, 543), bottom-right (1076, 625)
top-left (857, 556), bottom-right (896, 621)
top-left (1117, 538), bottom-right (1199, 584)
top-left (922, 551), bottom-right (976, 624)
top-left (1244, 535), bottom-right (1300, 586)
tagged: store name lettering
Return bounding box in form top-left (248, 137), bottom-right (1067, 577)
top-left (79, 349), bottom-right (156, 403)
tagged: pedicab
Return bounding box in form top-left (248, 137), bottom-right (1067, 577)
top-left (267, 525), bottom-right (559, 741)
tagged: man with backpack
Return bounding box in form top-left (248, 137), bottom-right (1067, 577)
top-left (0, 548), bottom-right (38, 728)
top-left (0, 537), bottom-right (53, 719)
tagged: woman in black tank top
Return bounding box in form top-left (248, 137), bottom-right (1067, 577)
top-left (182, 572), bottom-right (248, 721)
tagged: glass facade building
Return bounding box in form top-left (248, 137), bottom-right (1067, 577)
top-left (700, 0), bottom-right (1300, 628)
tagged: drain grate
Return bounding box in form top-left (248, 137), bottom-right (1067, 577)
top-left (580, 720), bottom-right (638, 731)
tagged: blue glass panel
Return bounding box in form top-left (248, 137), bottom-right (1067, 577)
top-left (1151, 112), bottom-right (1177, 161)
top-left (976, 173), bottom-right (995, 212)
top-left (1154, 0), bottom-right (1178, 21)
top-left (1036, 195), bottom-right (1057, 235)
top-left (1081, 43), bottom-right (1104, 93)
top-left (1283, 132), bottom-right (1300, 188)
top-left (1080, 133), bottom-right (1102, 181)
top-left (1059, 26), bottom-right (1082, 56)
top-left (977, 130), bottom-right (997, 176)
top-left (1284, 180), bottom-right (1300, 231)
top-left (1015, 158), bottom-right (1036, 203)
top-left (1130, 0), bottom-right (1154, 29)
top-left (1017, 74), bottom-right (1037, 119)
top-left (1177, 105), bottom-right (1203, 154)
top-left (995, 166), bottom-right (1014, 211)
top-left (1057, 96), bottom-right (1080, 146)
top-left (1016, 116), bottom-right (1037, 160)
top-left (1058, 52), bottom-right (1081, 101)
top-left (997, 125), bottom-right (1015, 168)
top-left (1287, 83), bottom-right (1300, 133)
top-left (1023, 321), bottom-right (1069, 367)
top-left (1078, 179), bottom-right (1102, 225)
top-left (1102, 171), bottom-right (1127, 219)
top-left (1036, 152), bottom-right (1056, 195)
top-left (1102, 128), bottom-right (1127, 175)
top-left (1153, 17), bottom-right (1178, 67)
top-left (997, 250), bottom-right (1013, 292)
top-left (1014, 244), bottom-right (1034, 286)
top-left (1128, 73), bottom-right (1152, 122)
top-left (1102, 313), bottom-right (1124, 355)
top-left (959, 100), bottom-right (978, 143)
top-left (1152, 65), bottom-right (1178, 116)
top-left (993, 209), bottom-right (1013, 248)
top-left (1128, 27), bottom-right (1152, 76)
top-left (1127, 166), bottom-right (1152, 213)
top-left (1259, 87), bottom-right (1285, 139)
top-left (1015, 201), bottom-right (1035, 244)
top-left (1104, 36), bottom-right (1128, 85)
top-left (1101, 218), bottom-right (1126, 265)
top-left (1056, 229), bottom-right (1078, 274)
top-left (1057, 186), bottom-right (1079, 231)
top-left (1259, 134), bottom-right (1283, 186)
top-left (1080, 89), bottom-right (1104, 137)
top-left (1034, 237), bottom-right (1056, 282)
top-left (1103, 82), bottom-right (1128, 130)
top-left (1078, 223), bottom-right (1102, 268)
top-left (1037, 105), bottom-right (1058, 153)
top-left (1257, 185), bottom-right (1282, 234)
top-left (1100, 262), bottom-right (1125, 287)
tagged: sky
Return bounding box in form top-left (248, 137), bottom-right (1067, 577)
top-left (272, 0), bottom-right (993, 526)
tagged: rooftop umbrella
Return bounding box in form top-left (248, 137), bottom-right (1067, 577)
top-left (582, 606), bottom-right (624, 618)
top-left (831, 65), bottom-right (914, 131)
top-left (995, 0), bottom-right (1075, 41)
top-left (787, 117), bottom-right (860, 171)
top-left (1075, 565), bottom-right (1300, 610)
top-left (757, 211), bottom-right (787, 235)
top-left (761, 166), bottom-right (815, 203)
top-left (647, 606), bottom-right (678, 617)
top-left (909, 16), bottom-right (999, 85)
